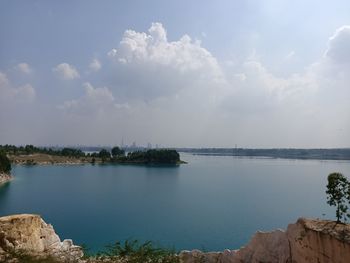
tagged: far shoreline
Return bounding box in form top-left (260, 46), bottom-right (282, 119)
top-left (9, 153), bottom-right (187, 166)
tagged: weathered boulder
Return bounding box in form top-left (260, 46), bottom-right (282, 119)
top-left (0, 214), bottom-right (83, 262)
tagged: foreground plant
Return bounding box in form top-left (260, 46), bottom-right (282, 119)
top-left (95, 239), bottom-right (180, 263)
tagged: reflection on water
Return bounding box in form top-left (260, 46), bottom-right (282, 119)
top-left (0, 182), bottom-right (11, 215)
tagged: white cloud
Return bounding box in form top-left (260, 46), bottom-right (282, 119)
top-left (53, 63), bottom-right (80, 80)
top-left (107, 22), bottom-right (225, 100)
top-left (0, 72), bottom-right (9, 87)
top-left (15, 62), bottom-right (32, 74)
top-left (285, 51), bottom-right (295, 60)
top-left (14, 84), bottom-right (36, 101)
top-left (221, 60), bottom-right (316, 113)
top-left (89, 59), bottom-right (101, 72)
top-left (10, 23), bottom-right (347, 147)
top-left (59, 82), bottom-right (128, 115)
top-left (325, 25), bottom-right (350, 64)
top-left (0, 72), bottom-right (35, 102)
top-left (303, 25), bottom-right (350, 96)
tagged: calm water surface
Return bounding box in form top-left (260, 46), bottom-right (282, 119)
top-left (0, 153), bottom-right (349, 251)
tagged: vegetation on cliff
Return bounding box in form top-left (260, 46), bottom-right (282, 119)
top-left (326, 172), bottom-right (350, 223)
top-left (0, 151), bottom-right (11, 174)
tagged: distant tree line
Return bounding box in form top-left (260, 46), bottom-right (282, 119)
top-left (0, 145), bottom-right (180, 164)
top-left (0, 144), bottom-right (86, 158)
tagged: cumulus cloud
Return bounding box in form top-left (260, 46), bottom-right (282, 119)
top-left (5, 23), bottom-right (347, 147)
top-left (89, 59), bottom-right (102, 72)
top-left (302, 25), bottom-right (350, 97)
top-left (0, 72), bottom-right (35, 102)
top-left (107, 22), bottom-right (225, 100)
top-left (15, 62), bottom-right (32, 74)
top-left (53, 63), bottom-right (80, 80)
top-left (325, 26), bottom-right (350, 64)
top-left (221, 60), bottom-right (317, 113)
top-left (221, 26), bottom-right (350, 115)
top-left (59, 82), bottom-right (128, 115)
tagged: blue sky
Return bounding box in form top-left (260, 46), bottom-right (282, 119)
top-left (1, 0), bottom-right (350, 147)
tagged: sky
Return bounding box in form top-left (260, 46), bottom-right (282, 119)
top-left (0, 0), bottom-right (349, 148)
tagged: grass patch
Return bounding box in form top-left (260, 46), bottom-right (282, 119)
top-left (94, 239), bottom-right (180, 263)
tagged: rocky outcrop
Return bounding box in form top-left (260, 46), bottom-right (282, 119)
top-left (0, 214), bottom-right (83, 262)
top-left (287, 218), bottom-right (350, 263)
top-left (0, 172), bottom-right (11, 185)
top-left (1, 214), bottom-right (349, 262)
top-left (180, 218), bottom-right (350, 263)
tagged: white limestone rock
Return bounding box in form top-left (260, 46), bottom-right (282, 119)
top-left (0, 214), bottom-right (83, 262)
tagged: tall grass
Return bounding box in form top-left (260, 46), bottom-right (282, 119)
top-left (95, 239), bottom-right (180, 263)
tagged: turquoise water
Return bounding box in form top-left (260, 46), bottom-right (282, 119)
top-left (0, 153), bottom-right (349, 252)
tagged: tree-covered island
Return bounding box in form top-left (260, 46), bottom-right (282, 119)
top-left (0, 145), bottom-right (184, 165)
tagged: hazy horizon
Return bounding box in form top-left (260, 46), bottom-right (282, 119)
top-left (1, 1), bottom-right (350, 148)
top-left (2, 143), bottom-right (350, 150)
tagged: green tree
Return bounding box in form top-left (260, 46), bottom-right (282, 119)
top-left (111, 146), bottom-right (125, 158)
top-left (0, 151), bottom-right (11, 174)
top-left (24, 144), bottom-right (35, 154)
top-left (99, 149), bottom-right (111, 163)
top-left (326, 172), bottom-right (350, 223)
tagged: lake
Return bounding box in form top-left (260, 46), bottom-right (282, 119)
top-left (0, 153), bottom-right (349, 252)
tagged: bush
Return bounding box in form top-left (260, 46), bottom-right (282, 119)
top-left (98, 239), bottom-right (179, 263)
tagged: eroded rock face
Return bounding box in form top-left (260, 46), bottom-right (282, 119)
top-left (232, 229), bottom-right (290, 263)
top-left (0, 173), bottom-right (11, 185)
top-left (287, 218), bottom-right (350, 263)
top-left (179, 218), bottom-right (350, 263)
top-left (0, 214), bottom-right (83, 262)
